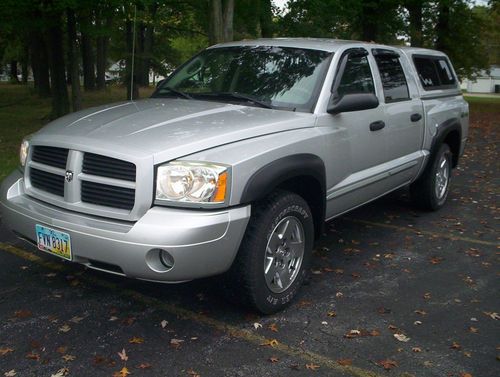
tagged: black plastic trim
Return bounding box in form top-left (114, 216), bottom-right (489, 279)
top-left (430, 118), bottom-right (462, 167)
top-left (240, 154), bottom-right (326, 204)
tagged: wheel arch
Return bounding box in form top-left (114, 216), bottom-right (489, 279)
top-left (432, 118), bottom-right (462, 168)
top-left (240, 154), bottom-right (326, 239)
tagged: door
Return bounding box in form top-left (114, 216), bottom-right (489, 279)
top-left (319, 48), bottom-right (390, 218)
top-left (372, 49), bottom-right (425, 187)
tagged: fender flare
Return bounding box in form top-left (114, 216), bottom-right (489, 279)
top-left (430, 117), bottom-right (462, 167)
top-left (240, 154), bottom-right (326, 204)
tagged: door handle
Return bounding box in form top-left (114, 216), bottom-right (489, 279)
top-left (369, 120), bottom-right (385, 131)
top-left (410, 113), bottom-right (422, 122)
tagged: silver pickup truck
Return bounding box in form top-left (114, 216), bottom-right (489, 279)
top-left (1, 39), bottom-right (468, 313)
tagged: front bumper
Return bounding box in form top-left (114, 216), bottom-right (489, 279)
top-left (0, 171), bottom-right (250, 282)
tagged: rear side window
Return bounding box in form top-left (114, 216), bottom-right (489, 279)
top-left (373, 53), bottom-right (410, 103)
top-left (413, 56), bottom-right (456, 90)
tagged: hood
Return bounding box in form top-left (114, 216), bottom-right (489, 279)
top-left (34, 98), bottom-right (316, 163)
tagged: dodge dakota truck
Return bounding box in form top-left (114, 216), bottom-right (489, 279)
top-left (0, 39), bottom-right (468, 313)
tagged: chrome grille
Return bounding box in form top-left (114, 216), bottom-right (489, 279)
top-left (81, 181), bottom-right (135, 210)
top-left (32, 146), bottom-right (68, 169)
top-left (26, 146), bottom-right (137, 215)
top-left (30, 168), bottom-right (65, 196)
top-left (83, 153), bottom-right (136, 182)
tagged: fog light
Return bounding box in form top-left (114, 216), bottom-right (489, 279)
top-left (145, 248), bottom-right (175, 272)
top-left (159, 249), bottom-right (175, 269)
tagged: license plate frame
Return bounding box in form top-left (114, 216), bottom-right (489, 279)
top-left (35, 224), bottom-right (72, 261)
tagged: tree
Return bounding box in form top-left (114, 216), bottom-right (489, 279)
top-left (209, 0), bottom-right (234, 44)
top-left (67, 8), bottom-right (82, 111)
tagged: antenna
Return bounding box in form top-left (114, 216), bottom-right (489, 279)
top-left (130, 5), bottom-right (137, 101)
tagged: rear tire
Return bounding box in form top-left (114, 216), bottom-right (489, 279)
top-left (411, 143), bottom-right (452, 211)
top-left (225, 190), bottom-right (314, 314)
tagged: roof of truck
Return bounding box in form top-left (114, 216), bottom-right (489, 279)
top-left (211, 38), bottom-right (447, 57)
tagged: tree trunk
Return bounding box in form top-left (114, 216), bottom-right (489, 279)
top-left (125, 20), bottom-right (139, 100)
top-left (435, 0), bottom-right (450, 52)
top-left (209, 0), bottom-right (234, 44)
top-left (47, 16), bottom-right (70, 118)
top-left (30, 31), bottom-right (51, 97)
top-left (259, 0), bottom-right (274, 38)
top-left (359, 0), bottom-right (380, 42)
top-left (80, 14), bottom-right (96, 91)
top-left (96, 11), bottom-right (111, 90)
top-left (222, 0), bottom-right (234, 42)
top-left (141, 3), bottom-right (158, 87)
top-left (406, 0), bottom-right (424, 47)
top-left (67, 8), bottom-right (82, 112)
top-left (209, 0), bottom-right (223, 44)
top-left (10, 60), bottom-right (20, 83)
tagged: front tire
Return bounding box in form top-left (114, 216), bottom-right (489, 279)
top-left (411, 143), bottom-right (452, 211)
top-left (226, 190), bottom-right (314, 314)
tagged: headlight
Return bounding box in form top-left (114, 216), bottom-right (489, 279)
top-left (155, 161), bottom-right (229, 205)
top-left (19, 139), bottom-right (30, 167)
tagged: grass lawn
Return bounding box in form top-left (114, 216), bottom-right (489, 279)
top-left (0, 84), bottom-right (153, 181)
top-left (0, 84), bottom-right (498, 182)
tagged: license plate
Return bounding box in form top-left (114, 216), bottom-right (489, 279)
top-left (35, 224), bottom-right (72, 260)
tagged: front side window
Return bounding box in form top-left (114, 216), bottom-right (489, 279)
top-left (374, 53), bottom-right (410, 103)
top-left (153, 46), bottom-right (332, 112)
top-left (335, 53), bottom-right (375, 98)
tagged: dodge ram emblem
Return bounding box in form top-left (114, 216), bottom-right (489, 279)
top-left (65, 170), bottom-right (74, 183)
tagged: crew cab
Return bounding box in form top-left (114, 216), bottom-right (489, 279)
top-left (0, 39), bottom-right (468, 313)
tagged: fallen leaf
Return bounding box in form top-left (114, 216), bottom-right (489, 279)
top-left (451, 341), bottom-right (462, 350)
top-left (414, 321), bottom-right (422, 326)
top-left (430, 257), bottom-right (443, 264)
top-left (460, 374), bottom-right (473, 377)
top-left (423, 292), bottom-right (431, 299)
top-left (269, 356), bottom-right (279, 363)
top-left (137, 363), bottom-right (152, 369)
top-left (170, 338), bottom-right (184, 349)
top-left (118, 349), bottom-right (128, 362)
top-left (58, 324), bottom-right (71, 333)
top-left (253, 322), bottom-right (262, 330)
top-left (260, 339), bottom-right (279, 347)
top-left (414, 310), bottom-right (427, 316)
top-left (129, 337), bottom-right (144, 344)
top-left (14, 310), bottom-right (32, 319)
top-left (268, 323), bottom-right (279, 332)
top-left (160, 320), bottom-right (168, 328)
top-left (327, 311), bottom-right (337, 317)
top-left (378, 359), bottom-right (397, 370)
top-left (56, 346), bottom-right (68, 354)
top-left (109, 316), bottom-right (119, 321)
top-left (394, 333), bottom-right (410, 342)
top-left (336, 359), bottom-right (352, 366)
top-left (51, 368), bottom-right (69, 377)
top-left (305, 363), bottom-right (320, 370)
top-left (25, 352), bottom-right (40, 361)
top-left (69, 316), bottom-right (84, 324)
top-left (469, 326), bottom-right (479, 333)
top-left (187, 369), bottom-right (200, 377)
top-left (4, 371), bottom-right (16, 377)
top-left (412, 347), bottom-right (422, 353)
top-left (369, 330), bottom-right (381, 336)
top-left (0, 347), bottom-right (14, 356)
top-left (113, 367), bottom-right (131, 377)
top-left (484, 312), bottom-right (500, 320)
top-left (62, 354), bottom-right (76, 362)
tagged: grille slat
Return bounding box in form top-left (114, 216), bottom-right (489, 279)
top-left (32, 146), bottom-right (68, 169)
top-left (81, 181), bottom-right (135, 210)
top-left (30, 168), bottom-right (65, 197)
top-left (83, 153), bottom-right (136, 181)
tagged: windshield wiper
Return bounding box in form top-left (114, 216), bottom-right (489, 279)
top-left (197, 92), bottom-right (274, 109)
top-left (156, 86), bottom-right (193, 100)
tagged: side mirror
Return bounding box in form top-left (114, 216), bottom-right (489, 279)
top-left (156, 79), bottom-right (166, 88)
top-left (327, 93), bottom-right (379, 114)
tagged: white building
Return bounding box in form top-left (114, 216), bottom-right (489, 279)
top-left (461, 66), bottom-right (500, 93)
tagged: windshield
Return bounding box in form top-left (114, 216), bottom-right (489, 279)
top-left (152, 46), bottom-right (333, 112)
